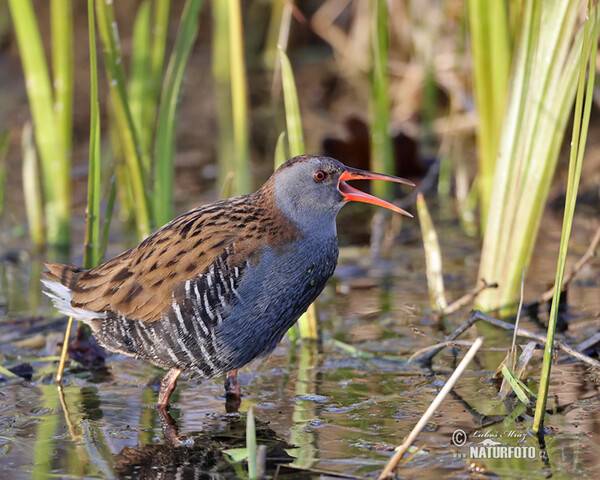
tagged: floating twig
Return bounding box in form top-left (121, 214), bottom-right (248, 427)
top-left (470, 310), bottom-right (600, 369)
top-left (411, 309), bottom-right (600, 369)
top-left (378, 337), bottom-right (484, 480)
top-left (431, 279), bottom-right (498, 320)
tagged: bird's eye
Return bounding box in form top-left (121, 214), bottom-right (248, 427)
top-left (314, 170), bottom-right (326, 182)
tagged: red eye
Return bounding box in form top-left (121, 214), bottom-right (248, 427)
top-left (314, 170), bottom-right (326, 182)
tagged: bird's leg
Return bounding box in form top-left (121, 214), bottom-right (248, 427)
top-left (157, 368), bottom-right (181, 408)
top-left (224, 369), bottom-right (241, 413)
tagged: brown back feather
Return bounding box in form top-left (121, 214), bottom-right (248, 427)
top-left (45, 181), bottom-right (301, 323)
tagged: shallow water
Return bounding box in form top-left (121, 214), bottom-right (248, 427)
top-left (1, 209), bottom-right (600, 479)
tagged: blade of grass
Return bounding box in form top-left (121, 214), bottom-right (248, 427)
top-left (143, 0), bottom-right (170, 176)
top-left (22, 123), bottom-right (45, 248)
top-left (0, 363), bottom-right (18, 378)
top-left (279, 48), bottom-right (304, 157)
top-left (85, 0), bottom-right (101, 269)
top-left (533, 4), bottom-right (599, 433)
top-left (263, 0), bottom-right (285, 70)
top-left (98, 175), bottom-right (117, 263)
top-left (95, 0), bottom-right (151, 239)
top-left (129, 0), bottom-right (152, 181)
top-left (152, 0), bottom-right (204, 226)
top-left (246, 406), bottom-right (257, 479)
top-left (369, 0), bottom-right (394, 200)
top-left (416, 193), bottom-right (447, 312)
top-left (228, 0), bottom-right (251, 195)
top-left (274, 131), bottom-right (287, 169)
top-left (151, 0), bottom-right (171, 82)
top-left (279, 48), bottom-right (317, 341)
top-left (467, 0), bottom-right (510, 228)
top-left (51, 0), bottom-right (74, 200)
top-left (501, 365), bottom-right (531, 404)
top-left (8, 0), bottom-right (70, 245)
top-left (212, 0), bottom-right (234, 192)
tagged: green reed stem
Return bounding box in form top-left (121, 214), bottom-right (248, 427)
top-left (95, 0), bottom-right (151, 239)
top-left (151, 0), bottom-right (171, 81)
top-left (477, 0), bottom-right (595, 311)
top-left (22, 123), bottom-right (45, 248)
top-left (246, 406), bottom-right (257, 479)
top-left (274, 131), bottom-right (287, 169)
top-left (467, 0), bottom-right (510, 229)
top-left (51, 0), bottom-right (74, 181)
top-left (533, 5), bottom-right (599, 433)
top-left (228, 0), bottom-right (251, 195)
top-left (8, 0), bottom-right (71, 246)
top-left (129, 0), bottom-right (152, 181)
top-left (279, 48), bottom-right (304, 157)
top-left (153, 0), bottom-right (204, 227)
top-left (212, 0), bottom-right (234, 192)
top-left (84, 0), bottom-right (101, 269)
top-left (369, 0), bottom-right (394, 200)
top-left (98, 175), bottom-right (117, 264)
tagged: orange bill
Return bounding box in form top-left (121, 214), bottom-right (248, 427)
top-left (338, 167), bottom-right (415, 217)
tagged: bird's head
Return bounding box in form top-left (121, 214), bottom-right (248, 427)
top-left (271, 155), bottom-right (415, 232)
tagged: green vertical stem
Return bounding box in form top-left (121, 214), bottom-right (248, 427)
top-left (274, 131), bottom-right (287, 169)
top-left (467, 0), bottom-right (510, 228)
top-left (212, 0), bottom-right (234, 191)
top-left (369, 0), bottom-right (394, 200)
top-left (147, 0), bottom-right (170, 160)
top-left (228, 0), bottom-right (251, 195)
top-left (8, 0), bottom-right (70, 245)
top-left (51, 0), bottom-right (73, 233)
top-left (152, 0), bottom-right (204, 226)
top-left (129, 0), bottom-right (152, 180)
top-left (533, 7), bottom-right (599, 433)
top-left (246, 406), bottom-right (257, 479)
top-left (98, 175), bottom-right (117, 263)
top-left (279, 49), bottom-right (303, 156)
top-left (22, 123), bottom-right (45, 248)
top-left (95, 0), bottom-right (151, 239)
top-left (85, 0), bottom-right (101, 269)
top-left (151, 0), bottom-right (171, 80)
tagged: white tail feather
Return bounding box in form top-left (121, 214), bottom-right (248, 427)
top-left (41, 279), bottom-right (106, 322)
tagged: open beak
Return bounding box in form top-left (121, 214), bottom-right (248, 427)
top-left (338, 167), bottom-right (415, 217)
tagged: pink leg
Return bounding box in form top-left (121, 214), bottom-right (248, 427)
top-left (157, 368), bottom-right (181, 408)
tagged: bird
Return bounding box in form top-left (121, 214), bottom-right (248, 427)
top-left (43, 155), bottom-right (414, 409)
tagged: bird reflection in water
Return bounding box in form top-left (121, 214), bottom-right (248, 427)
top-left (58, 384), bottom-right (295, 479)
